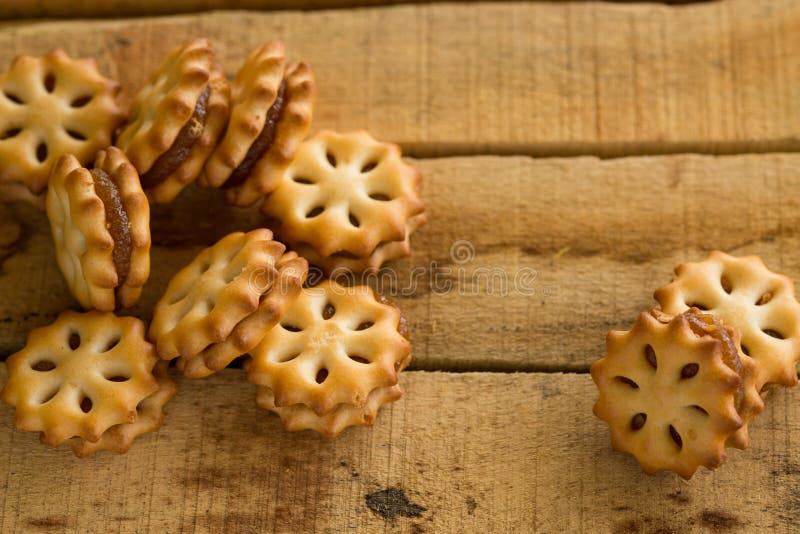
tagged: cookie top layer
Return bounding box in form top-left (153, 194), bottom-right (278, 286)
top-left (655, 250), bottom-right (800, 389)
top-left (246, 279), bottom-right (411, 416)
top-left (261, 130), bottom-right (425, 272)
top-left (0, 48), bottom-right (124, 196)
top-left (591, 308), bottom-right (762, 480)
top-left (177, 250), bottom-right (308, 379)
top-left (0, 311), bottom-right (159, 446)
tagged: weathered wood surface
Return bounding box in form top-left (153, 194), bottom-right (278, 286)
top-left (0, 1), bottom-right (799, 157)
top-left (0, 367), bottom-right (798, 533)
top-left (0, 0), bottom-right (744, 20)
top-left (2, 153), bottom-right (799, 371)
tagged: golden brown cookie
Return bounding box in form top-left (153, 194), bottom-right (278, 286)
top-left (116, 38), bottom-right (230, 204)
top-left (0, 311), bottom-right (159, 446)
top-left (69, 361), bottom-right (176, 457)
top-left (201, 42), bottom-right (316, 207)
top-left (591, 308), bottom-right (763, 479)
top-left (149, 229), bottom-right (286, 363)
top-left (177, 251), bottom-right (308, 379)
top-left (261, 130), bottom-right (425, 275)
top-left (246, 279), bottom-right (411, 416)
top-left (0, 49), bottom-right (125, 200)
top-left (46, 147), bottom-right (150, 311)
top-left (655, 251), bottom-right (800, 389)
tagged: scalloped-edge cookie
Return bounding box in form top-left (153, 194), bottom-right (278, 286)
top-left (261, 130), bottom-right (425, 275)
top-left (246, 279), bottom-right (411, 416)
top-left (69, 361), bottom-right (176, 457)
top-left (46, 147), bottom-right (150, 311)
top-left (0, 48), bottom-right (125, 201)
top-left (591, 308), bottom-right (764, 480)
top-left (201, 42), bottom-right (316, 207)
top-left (0, 311), bottom-right (158, 447)
top-left (655, 251), bottom-right (800, 389)
top-left (177, 251), bottom-right (308, 378)
top-left (116, 38), bottom-right (230, 204)
top-left (149, 229), bottom-right (285, 362)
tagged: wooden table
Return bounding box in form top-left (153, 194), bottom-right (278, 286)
top-left (1, 0), bottom-right (800, 531)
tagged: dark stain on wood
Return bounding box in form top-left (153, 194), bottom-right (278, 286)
top-left (113, 36), bottom-right (131, 47)
top-left (365, 487), bottom-right (426, 524)
top-left (466, 496), bottom-right (477, 515)
top-left (699, 510), bottom-right (743, 531)
top-left (666, 491), bottom-right (690, 504)
top-left (26, 516), bottom-right (69, 529)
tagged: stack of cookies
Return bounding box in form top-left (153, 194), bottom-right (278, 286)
top-left (591, 251), bottom-right (800, 479)
top-left (0, 38), bottom-right (426, 455)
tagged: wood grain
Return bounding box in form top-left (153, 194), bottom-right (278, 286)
top-left (1, 153), bottom-right (799, 371)
top-left (0, 0), bottom-right (798, 156)
top-left (0, 366), bottom-right (798, 532)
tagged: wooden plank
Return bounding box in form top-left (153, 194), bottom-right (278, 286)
top-left (0, 366), bottom-right (798, 532)
top-left (2, 152), bottom-right (799, 370)
top-left (0, 1), bottom-right (798, 156)
top-left (0, 1), bottom-right (735, 21)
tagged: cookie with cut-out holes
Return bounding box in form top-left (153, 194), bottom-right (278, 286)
top-left (655, 251), bottom-right (800, 389)
top-left (261, 130), bottom-right (426, 274)
top-left (177, 251), bottom-right (308, 378)
top-left (0, 48), bottom-right (125, 200)
top-left (0, 311), bottom-right (158, 447)
top-left (201, 42), bottom-right (315, 207)
top-left (69, 361), bottom-right (176, 458)
top-left (46, 147), bottom-right (150, 311)
top-left (246, 279), bottom-right (411, 416)
top-left (255, 352), bottom-right (410, 437)
top-left (591, 308), bottom-right (763, 479)
top-left (149, 229), bottom-right (287, 363)
top-left (116, 38), bottom-right (230, 204)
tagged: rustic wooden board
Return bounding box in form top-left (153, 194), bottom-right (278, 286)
top-left (0, 366), bottom-right (798, 533)
top-left (0, 1), bottom-right (798, 156)
top-left (1, 153), bottom-right (799, 371)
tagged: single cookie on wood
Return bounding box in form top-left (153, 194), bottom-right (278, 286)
top-left (591, 308), bottom-right (763, 480)
top-left (0, 49), bottom-right (125, 203)
top-left (116, 38), bottom-right (230, 204)
top-left (201, 41), bottom-right (316, 207)
top-left (69, 361), bottom-right (176, 458)
top-left (655, 251), bottom-right (800, 389)
top-left (46, 147), bottom-right (150, 311)
top-left (0, 311), bottom-right (159, 447)
top-left (177, 251), bottom-right (308, 379)
top-left (261, 130), bottom-right (425, 275)
top-left (149, 229), bottom-right (287, 366)
top-left (246, 279), bottom-right (411, 418)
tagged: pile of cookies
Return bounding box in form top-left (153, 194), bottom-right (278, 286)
top-left (0, 38), bottom-right (425, 456)
top-left (591, 251), bottom-right (800, 479)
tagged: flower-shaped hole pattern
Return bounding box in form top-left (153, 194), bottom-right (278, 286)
top-left (246, 279), bottom-right (411, 416)
top-left (0, 311), bottom-right (158, 447)
top-left (261, 130), bottom-right (425, 261)
top-left (0, 49), bottom-right (124, 194)
top-left (591, 309), bottom-right (754, 480)
top-left (655, 251), bottom-right (800, 389)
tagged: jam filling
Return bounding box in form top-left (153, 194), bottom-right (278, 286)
top-left (90, 169), bottom-right (132, 285)
top-left (224, 80), bottom-right (287, 189)
top-left (141, 85), bottom-right (210, 188)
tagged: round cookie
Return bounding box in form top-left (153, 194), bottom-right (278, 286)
top-left (0, 48), bottom-right (124, 202)
top-left (0, 311), bottom-right (159, 446)
top-left (116, 38), bottom-right (230, 204)
top-left (46, 147), bottom-right (150, 311)
top-left (201, 41), bottom-right (316, 207)
top-left (261, 130), bottom-right (426, 275)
